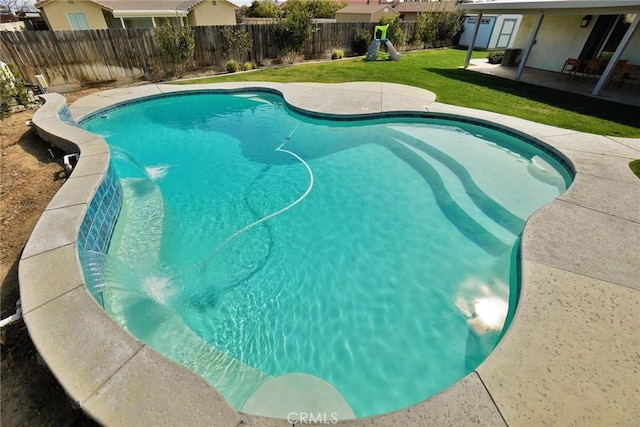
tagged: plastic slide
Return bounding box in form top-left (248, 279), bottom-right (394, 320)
top-left (366, 39), bottom-right (381, 61)
top-left (384, 40), bottom-right (401, 61)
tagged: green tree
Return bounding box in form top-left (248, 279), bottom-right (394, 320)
top-left (221, 26), bottom-right (253, 62)
top-left (244, 0), bottom-right (281, 18)
top-left (155, 23), bottom-right (195, 78)
top-left (436, 9), bottom-right (465, 42)
top-left (415, 11), bottom-right (438, 48)
top-left (415, 5), bottom-right (465, 49)
top-left (303, 0), bottom-right (346, 19)
top-left (272, 3), bottom-right (313, 64)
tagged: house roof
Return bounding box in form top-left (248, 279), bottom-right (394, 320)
top-left (394, 1), bottom-right (457, 14)
top-left (330, 0), bottom-right (375, 5)
top-left (457, 0), bottom-right (640, 15)
top-left (337, 4), bottom-right (399, 15)
top-left (35, 0), bottom-right (237, 13)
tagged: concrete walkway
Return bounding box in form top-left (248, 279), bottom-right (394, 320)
top-left (468, 58), bottom-right (640, 107)
top-left (23, 82), bottom-right (639, 426)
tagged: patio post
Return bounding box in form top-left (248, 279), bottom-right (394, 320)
top-left (516, 13), bottom-right (544, 80)
top-left (593, 13), bottom-right (640, 95)
top-left (463, 13), bottom-right (483, 69)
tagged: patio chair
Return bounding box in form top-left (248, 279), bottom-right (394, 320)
top-left (606, 62), bottom-right (634, 88)
top-left (582, 58), bottom-right (607, 81)
top-left (623, 65), bottom-right (640, 91)
top-left (558, 58), bottom-right (582, 80)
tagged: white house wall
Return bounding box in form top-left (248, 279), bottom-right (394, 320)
top-left (513, 14), bottom-right (590, 72)
top-left (513, 14), bottom-right (640, 72)
top-left (623, 31), bottom-right (640, 64)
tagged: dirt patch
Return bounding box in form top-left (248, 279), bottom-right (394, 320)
top-left (1, 90), bottom-right (102, 426)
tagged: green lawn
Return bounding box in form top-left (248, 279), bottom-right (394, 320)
top-left (179, 49), bottom-right (640, 137)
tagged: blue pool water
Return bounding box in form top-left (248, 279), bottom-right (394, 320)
top-left (80, 92), bottom-right (571, 418)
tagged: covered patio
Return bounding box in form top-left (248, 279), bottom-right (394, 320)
top-left (458, 0), bottom-right (640, 105)
top-left (466, 58), bottom-right (640, 107)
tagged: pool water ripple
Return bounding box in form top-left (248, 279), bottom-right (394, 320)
top-left (80, 91), bottom-right (571, 418)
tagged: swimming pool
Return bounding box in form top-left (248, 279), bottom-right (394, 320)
top-left (79, 90), bottom-right (571, 419)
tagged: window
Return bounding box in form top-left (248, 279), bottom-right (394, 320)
top-left (122, 18), bottom-right (154, 28)
top-left (67, 12), bottom-right (89, 30)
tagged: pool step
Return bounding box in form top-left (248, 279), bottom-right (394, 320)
top-left (396, 139), bottom-right (518, 246)
top-left (109, 178), bottom-right (164, 267)
top-left (142, 309), bottom-right (272, 409)
top-left (377, 138), bottom-right (513, 256)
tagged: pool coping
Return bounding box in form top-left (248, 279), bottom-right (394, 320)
top-left (21, 82), bottom-right (640, 426)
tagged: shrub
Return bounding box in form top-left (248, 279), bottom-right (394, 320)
top-left (272, 4), bottom-right (313, 64)
top-left (331, 49), bottom-right (344, 60)
top-left (436, 8), bottom-right (465, 43)
top-left (244, 0), bottom-right (281, 18)
top-left (226, 59), bottom-right (239, 73)
top-left (243, 61), bottom-right (255, 71)
top-left (0, 78), bottom-right (15, 119)
top-left (353, 28), bottom-right (371, 56)
top-left (222, 26), bottom-right (253, 63)
top-left (155, 23), bottom-right (195, 78)
top-left (487, 51), bottom-right (504, 64)
top-left (0, 65), bottom-right (32, 119)
top-left (415, 11), bottom-right (438, 48)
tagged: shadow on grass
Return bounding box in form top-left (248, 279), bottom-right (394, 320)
top-left (425, 67), bottom-right (640, 129)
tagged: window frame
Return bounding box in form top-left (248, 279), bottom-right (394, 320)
top-left (67, 12), bottom-right (89, 30)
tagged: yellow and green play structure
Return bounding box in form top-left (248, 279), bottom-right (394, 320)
top-left (365, 24), bottom-right (400, 61)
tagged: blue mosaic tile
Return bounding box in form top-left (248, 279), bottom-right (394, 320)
top-left (78, 165), bottom-right (122, 305)
top-left (57, 105), bottom-right (77, 126)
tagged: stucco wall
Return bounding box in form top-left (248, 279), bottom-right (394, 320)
top-left (336, 13), bottom-right (369, 23)
top-left (372, 9), bottom-right (398, 22)
top-left (513, 14), bottom-right (640, 72)
top-left (189, 0), bottom-right (237, 26)
top-left (512, 15), bottom-right (588, 72)
top-left (623, 34), bottom-right (640, 64)
top-left (336, 9), bottom-right (397, 23)
top-left (40, 0), bottom-right (107, 31)
top-left (400, 12), bottom-right (419, 22)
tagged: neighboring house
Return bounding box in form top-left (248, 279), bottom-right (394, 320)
top-left (394, 0), bottom-right (456, 22)
top-left (458, 0), bottom-right (640, 96)
top-left (458, 14), bottom-right (522, 50)
top-left (335, 4), bottom-right (399, 23)
top-left (36, 0), bottom-right (238, 31)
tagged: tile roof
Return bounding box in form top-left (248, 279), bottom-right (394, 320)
top-left (36, 0), bottom-right (223, 12)
top-left (89, 0), bottom-right (200, 12)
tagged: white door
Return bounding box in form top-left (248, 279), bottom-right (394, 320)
top-left (496, 19), bottom-right (517, 48)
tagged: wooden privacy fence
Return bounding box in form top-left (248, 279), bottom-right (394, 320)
top-left (0, 22), bottom-right (424, 87)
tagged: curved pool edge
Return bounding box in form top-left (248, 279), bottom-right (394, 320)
top-left (21, 82), bottom-right (640, 426)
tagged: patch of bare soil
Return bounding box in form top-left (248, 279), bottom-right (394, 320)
top-left (1, 90), bottom-right (102, 426)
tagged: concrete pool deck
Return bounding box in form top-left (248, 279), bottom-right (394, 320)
top-left (22, 82), bottom-right (639, 426)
